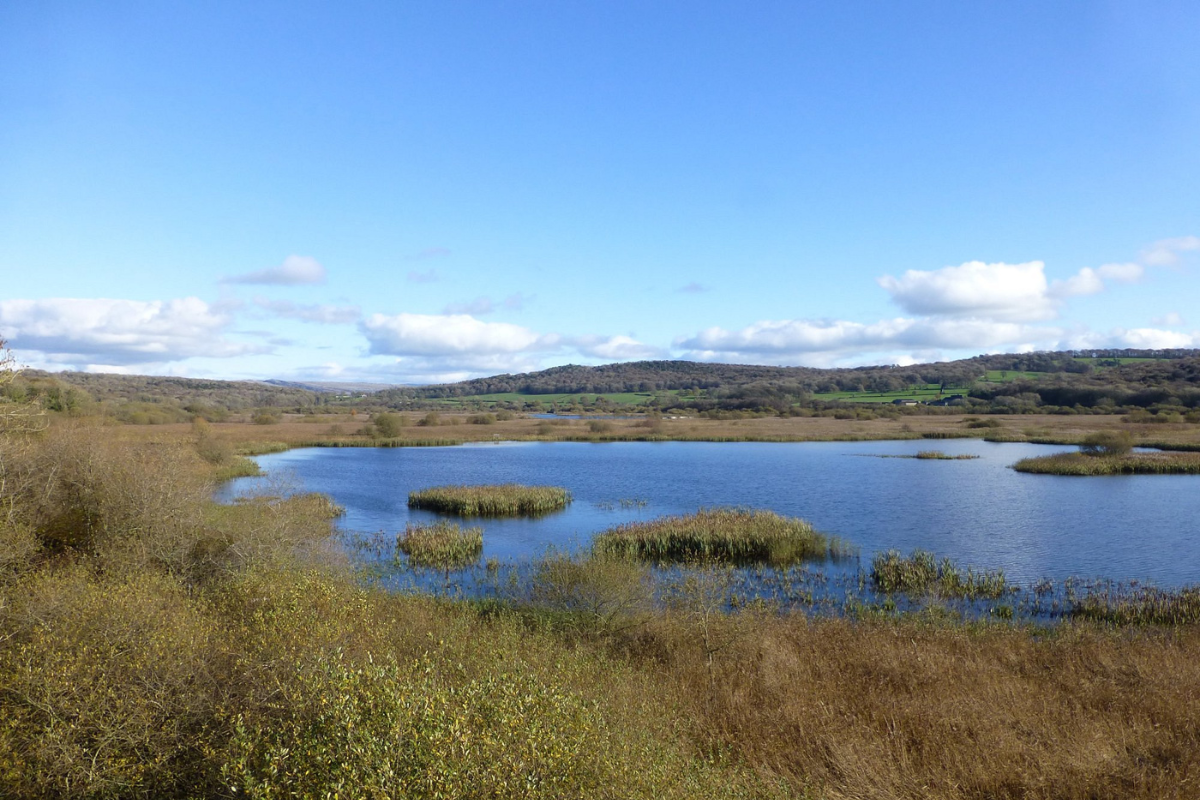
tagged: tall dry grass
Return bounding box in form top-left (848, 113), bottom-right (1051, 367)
top-left (617, 612), bottom-right (1200, 800)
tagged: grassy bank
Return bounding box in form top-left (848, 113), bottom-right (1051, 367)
top-left (409, 483), bottom-right (572, 516)
top-left (593, 508), bottom-right (854, 565)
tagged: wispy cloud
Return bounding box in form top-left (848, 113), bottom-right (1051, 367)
top-left (224, 255), bottom-right (326, 285)
top-left (442, 293), bottom-right (533, 316)
top-left (1152, 311), bottom-right (1185, 327)
top-left (443, 297), bottom-right (495, 316)
top-left (407, 269), bottom-right (440, 284)
top-left (677, 282), bottom-right (710, 294)
top-left (253, 297), bottom-right (361, 324)
top-left (405, 247), bottom-right (451, 261)
top-left (1140, 236), bottom-right (1200, 267)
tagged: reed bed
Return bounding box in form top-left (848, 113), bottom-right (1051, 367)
top-left (396, 520), bottom-right (483, 568)
top-left (859, 450), bottom-right (979, 460)
top-left (871, 549), bottom-right (1008, 599)
top-left (592, 508), bottom-right (854, 565)
top-left (914, 449), bottom-right (979, 460)
top-left (1012, 451), bottom-right (1200, 475)
top-left (408, 483), bottom-right (572, 516)
top-left (1071, 582), bottom-right (1200, 625)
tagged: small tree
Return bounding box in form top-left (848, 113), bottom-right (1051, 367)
top-left (1079, 430), bottom-right (1133, 457)
top-left (373, 412), bottom-right (405, 438)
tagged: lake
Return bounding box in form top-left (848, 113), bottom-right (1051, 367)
top-left (222, 439), bottom-right (1200, 587)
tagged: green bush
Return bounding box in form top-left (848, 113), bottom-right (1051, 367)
top-left (372, 412), bottom-right (405, 438)
top-left (1080, 430), bottom-right (1134, 456)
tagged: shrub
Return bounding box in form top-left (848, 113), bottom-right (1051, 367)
top-left (1080, 430), bottom-right (1134, 456)
top-left (527, 553), bottom-right (653, 635)
top-left (418, 411), bottom-right (441, 427)
top-left (0, 568), bottom-right (223, 797)
top-left (372, 412), bottom-right (405, 438)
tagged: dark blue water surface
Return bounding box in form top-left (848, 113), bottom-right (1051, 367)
top-left (222, 440), bottom-right (1200, 587)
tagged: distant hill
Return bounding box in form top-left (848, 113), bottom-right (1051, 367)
top-left (378, 349), bottom-right (1200, 399)
top-left (262, 379), bottom-right (401, 393)
top-left (11, 348), bottom-right (1200, 418)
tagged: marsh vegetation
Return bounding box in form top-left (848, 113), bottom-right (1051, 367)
top-left (592, 508), bottom-right (855, 565)
top-left (5, 343), bottom-right (1200, 799)
top-left (408, 483), bottom-right (572, 516)
top-left (397, 519), bottom-right (484, 569)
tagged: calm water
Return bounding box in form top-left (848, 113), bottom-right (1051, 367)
top-left (223, 440), bottom-right (1200, 587)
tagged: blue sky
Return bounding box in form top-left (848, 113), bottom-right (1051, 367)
top-left (2, 1), bottom-right (1198, 384)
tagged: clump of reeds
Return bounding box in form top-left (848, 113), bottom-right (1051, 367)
top-left (397, 520), bottom-right (483, 569)
top-left (1071, 583), bottom-right (1200, 625)
top-left (1012, 452), bottom-right (1200, 475)
top-left (592, 508), bottom-right (854, 565)
top-left (914, 449), bottom-right (979, 460)
top-left (870, 549), bottom-right (1007, 599)
top-left (408, 484), bottom-right (571, 516)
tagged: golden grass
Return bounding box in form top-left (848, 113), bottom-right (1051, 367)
top-left (627, 613), bottom-right (1200, 799)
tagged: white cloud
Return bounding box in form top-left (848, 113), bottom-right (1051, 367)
top-left (1139, 236), bottom-right (1200, 267)
top-left (878, 261), bottom-right (1057, 321)
top-left (570, 335), bottom-right (665, 361)
top-left (1049, 267), bottom-right (1105, 298)
top-left (361, 313), bottom-right (553, 357)
top-left (0, 297), bottom-right (260, 365)
top-left (1110, 328), bottom-right (1197, 349)
top-left (225, 255), bottom-right (326, 285)
top-left (253, 297), bottom-right (361, 324)
top-left (676, 316), bottom-right (1058, 364)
